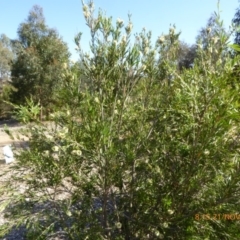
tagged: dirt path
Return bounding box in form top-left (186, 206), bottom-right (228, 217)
top-left (0, 120), bottom-right (27, 163)
top-left (0, 120), bottom-right (69, 239)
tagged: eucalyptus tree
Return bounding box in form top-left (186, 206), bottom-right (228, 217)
top-left (0, 34), bottom-right (13, 81)
top-left (10, 5), bottom-right (70, 118)
top-left (232, 1), bottom-right (240, 45)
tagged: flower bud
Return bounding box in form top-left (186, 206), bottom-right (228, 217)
top-left (158, 36), bottom-right (165, 44)
top-left (43, 150), bottom-right (49, 156)
top-left (206, 27), bottom-right (211, 34)
top-left (169, 27), bottom-right (175, 34)
top-left (94, 97), bottom-right (100, 103)
top-left (52, 146), bottom-right (59, 152)
top-left (212, 36), bottom-right (219, 44)
top-left (46, 134), bottom-right (53, 140)
top-left (71, 150), bottom-right (82, 156)
top-left (141, 64), bottom-right (146, 71)
top-left (204, 149), bottom-right (210, 155)
top-left (125, 23), bottom-right (133, 34)
top-left (63, 63), bottom-right (67, 69)
top-left (144, 47), bottom-right (149, 54)
top-left (167, 209), bottom-right (174, 215)
top-left (84, 11), bottom-right (90, 18)
top-left (117, 18), bottom-right (124, 25)
top-left (115, 222), bottom-right (122, 229)
top-left (82, 5), bottom-right (88, 12)
top-left (121, 35), bottom-right (127, 43)
top-left (197, 43), bottom-right (203, 50)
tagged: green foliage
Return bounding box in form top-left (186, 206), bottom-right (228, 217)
top-left (229, 43), bottom-right (240, 52)
top-left (8, 96), bottom-right (41, 123)
top-left (232, 1), bottom-right (240, 45)
top-left (0, 34), bottom-right (13, 80)
top-left (1, 1), bottom-right (240, 239)
top-left (177, 42), bottom-right (196, 70)
top-left (195, 2), bottom-right (233, 70)
top-left (10, 5), bottom-right (70, 117)
top-left (0, 34), bottom-right (15, 118)
top-left (0, 83), bottom-right (16, 119)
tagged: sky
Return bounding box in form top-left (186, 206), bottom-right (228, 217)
top-left (1, 0), bottom-right (239, 61)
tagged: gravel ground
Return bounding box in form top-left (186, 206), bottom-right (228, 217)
top-left (0, 120), bottom-right (69, 240)
top-left (0, 120), bottom-right (27, 239)
top-left (0, 120), bottom-right (27, 162)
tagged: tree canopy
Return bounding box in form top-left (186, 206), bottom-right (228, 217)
top-left (233, 3), bottom-right (240, 45)
top-left (10, 5), bottom-right (70, 115)
top-left (0, 34), bottom-right (13, 81)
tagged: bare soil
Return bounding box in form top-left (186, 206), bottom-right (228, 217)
top-left (0, 120), bottom-right (28, 164)
top-left (0, 120), bottom-right (69, 239)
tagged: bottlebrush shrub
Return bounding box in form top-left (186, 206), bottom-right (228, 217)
top-left (1, 1), bottom-right (240, 239)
